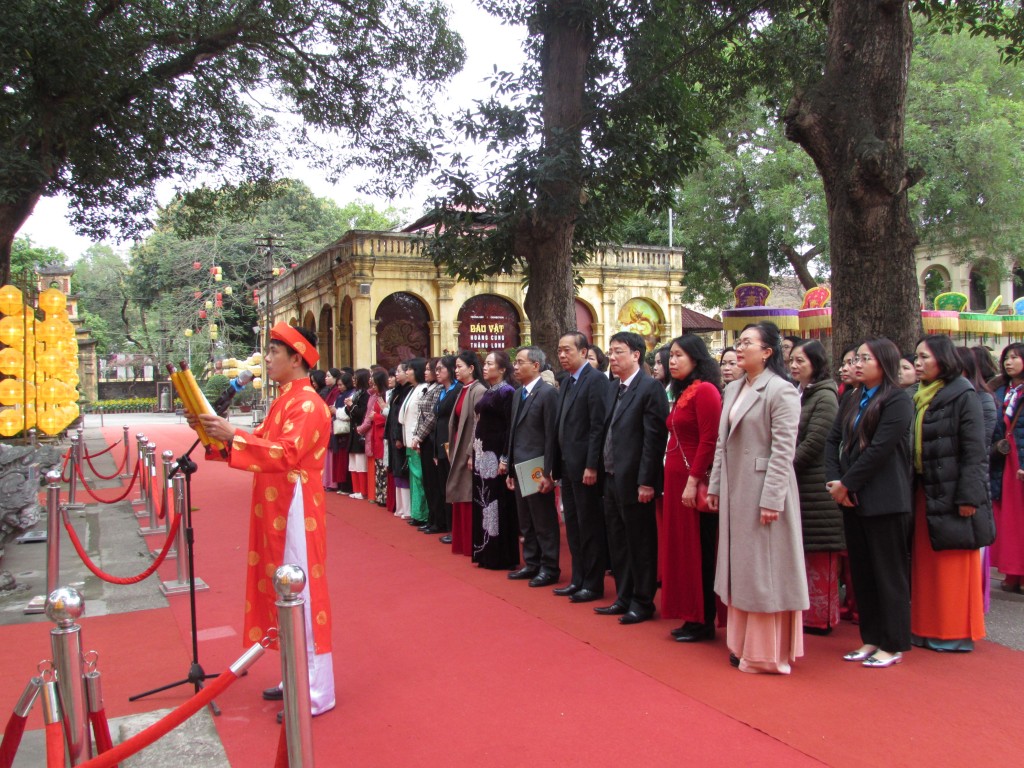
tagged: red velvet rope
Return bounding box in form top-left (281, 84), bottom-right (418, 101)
top-left (74, 463), bottom-right (140, 504)
top-left (61, 451), bottom-right (72, 483)
top-left (81, 439), bottom-right (120, 460)
top-left (62, 503), bottom-right (181, 585)
top-left (45, 721), bottom-right (64, 768)
top-left (89, 709), bottom-right (114, 756)
top-left (76, 670), bottom-right (238, 768)
top-left (0, 713), bottom-right (27, 768)
top-left (84, 440), bottom-right (128, 480)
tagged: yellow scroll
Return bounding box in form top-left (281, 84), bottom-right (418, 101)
top-left (168, 362), bottom-right (228, 456)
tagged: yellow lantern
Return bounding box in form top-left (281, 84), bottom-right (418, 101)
top-left (252, 377), bottom-right (263, 390)
top-left (37, 319), bottom-right (62, 344)
top-left (184, 329), bottom-right (193, 337)
top-left (0, 316), bottom-right (26, 346)
top-left (224, 286), bottom-right (233, 295)
top-left (0, 347), bottom-right (24, 376)
top-left (0, 379), bottom-right (26, 406)
top-left (0, 409), bottom-right (22, 437)
top-left (0, 285), bottom-right (24, 316)
top-left (38, 288), bottom-right (67, 315)
top-left (38, 379), bottom-right (63, 403)
top-left (37, 352), bottom-right (60, 375)
top-left (37, 410), bottom-right (61, 435)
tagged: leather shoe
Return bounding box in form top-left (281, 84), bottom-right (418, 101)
top-left (262, 686), bottom-right (282, 701)
top-left (552, 584), bottom-right (580, 597)
top-left (508, 566), bottom-right (539, 580)
top-left (729, 654), bottom-right (740, 668)
top-left (569, 588), bottom-right (602, 603)
top-left (407, 517), bottom-right (424, 526)
top-left (670, 621), bottom-right (701, 638)
top-left (420, 525), bottom-right (441, 534)
top-left (674, 623), bottom-right (715, 642)
top-left (529, 572), bottom-right (558, 588)
top-left (618, 610), bottom-right (650, 625)
top-left (594, 601), bottom-right (628, 615)
top-left (439, 535), bottom-right (452, 544)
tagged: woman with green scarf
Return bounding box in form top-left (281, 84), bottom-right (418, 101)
top-left (911, 335), bottom-right (994, 652)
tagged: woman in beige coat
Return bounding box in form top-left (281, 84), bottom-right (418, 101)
top-left (445, 351), bottom-right (484, 555)
top-left (708, 321), bottom-right (808, 674)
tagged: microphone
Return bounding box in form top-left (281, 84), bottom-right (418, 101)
top-left (213, 370), bottom-right (255, 416)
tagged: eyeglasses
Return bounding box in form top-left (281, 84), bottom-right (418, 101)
top-left (735, 339), bottom-right (765, 350)
top-left (853, 355), bottom-right (875, 364)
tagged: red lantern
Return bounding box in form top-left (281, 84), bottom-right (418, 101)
top-left (193, 291), bottom-right (202, 299)
top-left (193, 261), bottom-right (201, 270)
top-left (215, 298), bottom-right (223, 308)
top-left (199, 310), bottom-right (207, 319)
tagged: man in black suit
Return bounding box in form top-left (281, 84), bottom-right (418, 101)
top-left (595, 331), bottom-right (669, 625)
top-left (551, 332), bottom-right (610, 602)
top-left (502, 346), bottom-right (561, 587)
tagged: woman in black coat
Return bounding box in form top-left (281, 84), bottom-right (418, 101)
top-left (825, 338), bottom-right (914, 668)
top-left (910, 335), bottom-right (993, 652)
top-left (790, 340), bottom-right (842, 634)
top-left (427, 355), bottom-right (461, 535)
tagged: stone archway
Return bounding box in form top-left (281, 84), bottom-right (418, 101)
top-left (317, 305), bottom-right (334, 368)
top-left (457, 295), bottom-right (521, 353)
top-left (302, 310), bottom-right (316, 331)
top-left (574, 298), bottom-right (595, 343)
top-left (338, 296), bottom-right (353, 369)
top-left (921, 265), bottom-right (952, 309)
top-left (375, 292), bottom-right (431, 369)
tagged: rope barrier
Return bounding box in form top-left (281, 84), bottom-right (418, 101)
top-left (61, 451), bottom-right (72, 483)
top-left (45, 721), bottom-right (63, 768)
top-left (89, 709), bottom-right (114, 757)
top-left (84, 441), bottom-right (128, 481)
top-left (76, 669), bottom-right (240, 768)
top-left (73, 463), bottom-right (140, 505)
top-left (81, 439), bottom-right (121, 460)
top-left (0, 713), bottom-right (27, 768)
top-left (62, 503), bottom-right (181, 585)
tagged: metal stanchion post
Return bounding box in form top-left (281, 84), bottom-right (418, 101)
top-left (46, 586), bottom-right (91, 764)
top-left (119, 425), bottom-right (131, 479)
top-left (65, 434), bottom-right (85, 511)
top-left (29, 426), bottom-right (37, 448)
top-left (131, 433), bottom-right (147, 508)
top-left (151, 450), bottom-right (177, 559)
top-left (138, 442), bottom-right (162, 536)
top-left (274, 565), bottom-right (315, 768)
top-left (160, 474), bottom-right (208, 595)
top-left (24, 471), bottom-right (63, 614)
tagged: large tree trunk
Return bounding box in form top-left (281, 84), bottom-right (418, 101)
top-left (516, 0), bottom-right (592, 361)
top-left (784, 0), bottom-right (923, 360)
top-left (0, 191), bottom-right (45, 286)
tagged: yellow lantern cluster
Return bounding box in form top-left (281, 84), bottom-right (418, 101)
top-left (216, 353), bottom-right (264, 390)
top-left (0, 285), bottom-right (79, 437)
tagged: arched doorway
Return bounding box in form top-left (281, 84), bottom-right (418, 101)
top-left (302, 310), bottom-right (316, 331)
top-left (457, 295), bottom-right (521, 352)
top-left (338, 296), bottom-right (353, 369)
top-left (921, 266), bottom-right (951, 309)
top-left (616, 297), bottom-right (665, 351)
top-left (317, 305), bottom-right (334, 368)
top-left (574, 299), bottom-right (595, 343)
top-left (375, 292), bottom-right (430, 369)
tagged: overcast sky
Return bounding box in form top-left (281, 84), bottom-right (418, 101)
top-left (20, 1), bottom-right (527, 261)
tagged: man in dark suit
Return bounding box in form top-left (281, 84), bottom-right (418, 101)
top-left (551, 332), bottom-right (610, 602)
top-left (595, 331), bottom-right (669, 625)
top-left (502, 346), bottom-right (561, 587)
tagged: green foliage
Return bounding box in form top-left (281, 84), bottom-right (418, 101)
top-left (203, 374), bottom-right (230, 399)
top-left (10, 236), bottom-right (67, 288)
top-left (0, 0), bottom-right (464, 270)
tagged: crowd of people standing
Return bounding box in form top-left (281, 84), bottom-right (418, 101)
top-left (313, 322), bottom-right (1016, 675)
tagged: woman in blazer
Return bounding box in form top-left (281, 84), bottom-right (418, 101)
top-left (708, 321), bottom-right (807, 675)
top-left (445, 351), bottom-right (484, 554)
top-left (911, 334), bottom-right (992, 652)
top-left (825, 338), bottom-right (914, 668)
top-left (428, 355), bottom-right (462, 535)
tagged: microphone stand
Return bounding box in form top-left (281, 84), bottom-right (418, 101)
top-left (130, 436), bottom-right (222, 715)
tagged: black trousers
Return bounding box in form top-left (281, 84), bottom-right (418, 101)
top-left (842, 509), bottom-right (912, 652)
top-left (604, 479), bottom-right (658, 616)
top-left (699, 512), bottom-right (719, 626)
top-left (560, 465), bottom-right (608, 592)
top-left (434, 451), bottom-right (452, 532)
top-left (514, 483), bottom-right (561, 575)
top-left (420, 437), bottom-right (443, 527)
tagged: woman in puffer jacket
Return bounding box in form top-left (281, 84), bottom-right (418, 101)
top-left (911, 334), bottom-right (994, 653)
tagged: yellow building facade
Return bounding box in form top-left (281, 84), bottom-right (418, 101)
top-left (267, 230), bottom-right (686, 369)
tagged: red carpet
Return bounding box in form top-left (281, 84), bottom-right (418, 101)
top-left (3, 421), bottom-right (1023, 766)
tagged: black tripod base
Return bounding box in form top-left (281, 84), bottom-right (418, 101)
top-left (129, 662), bottom-right (222, 715)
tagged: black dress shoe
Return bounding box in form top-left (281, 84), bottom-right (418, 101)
top-left (529, 572), bottom-right (558, 588)
top-left (618, 610), bottom-right (650, 625)
top-left (421, 525), bottom-right (441, 534)
top-left (594, 601), bottom-right (628, 615)
top-left (729, 653), bottom-right (740, 668)
top-left (262, 686), bottom-right (283, 701)
top-left (439, 535), bottom-right (452, 544)
top-left (407, 517), bottom-right (424, 526)
top-left (552, 584), bottom-right (580, 597)
top-left (675, 623), bottom-right (715, 642)
top-left (508, 566), bottom-right (540, 580)
top-left (569, 588), bottom-right (602, 603)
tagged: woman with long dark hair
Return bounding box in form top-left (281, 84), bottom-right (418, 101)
top-left (399, 358), bottom-right (429, 522)
top-left (708, 322), bottom-right (806, 674)
top-left (719, 347), bottom-right (739, 386)
top-left (427, 356), bottom-right (461, 534)
top-left (368, 369), bottom-right (389, 506)
top-left (661, 335), bottom-right (723, 642)
top-left (445, 351), bottom-right (484, 552)
top-left (790, 340), bottom-right (843, 634)
top-left (826, 338), bottom-right (914, 666)
top-left (990, 342), bottom-right (1024, 594)
top-left (471, 350), bottom-right (520, 569)
top-left (386, 363), bottom-right (412, 516)
top-left (911, 334), bottom-right (992, 652)
top-left (332, 370), bottom-right (355, 494)
top-left (346, 368), bottom-right (372, 500)
top-left (321, 368), bottom-right (342, 491)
